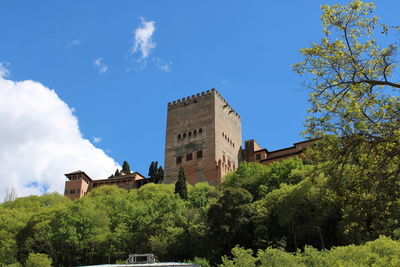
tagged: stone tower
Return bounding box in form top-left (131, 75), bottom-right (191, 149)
top-left (64, 170), bottom-right (92, 200)
top-left (164, 89), bottom-right (242, 185)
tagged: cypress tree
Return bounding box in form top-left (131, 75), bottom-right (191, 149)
top-left (157, 166), bottom-right (164, 178)
top-left (148, 161), bottom-right (155, 177)
top-left (115, 169), bottom-right (120, 177)
top-left (153, 161), bottom-right (158, 177)
top-left (175, 167), bottom-right (188, 200)
top-left (122, 161), bottom-right (131, 174)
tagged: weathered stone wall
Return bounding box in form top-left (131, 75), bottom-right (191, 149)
top-left (65, 176), bottom-right (89, 200)
top-left (214, 91), bottom-right (242, 183)
top-left (164, 90), bottom-right (218, 184)
top-left (164, 89), bottom-right (243, 185)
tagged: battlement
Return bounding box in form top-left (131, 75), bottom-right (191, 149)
top-left (167, 88), bottom-right (240, 119)
top-left (214, 89), bottom-right (241, 119)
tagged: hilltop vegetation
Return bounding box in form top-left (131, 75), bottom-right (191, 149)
top-left (1, 1), bottom-right (400, 266)
top-left (2, 158), bottom-right (400, 266)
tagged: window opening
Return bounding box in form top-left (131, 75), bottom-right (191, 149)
top-left (176, 156), bottom-right (182, 164)
top-left (186, 153), bottom-right (193, 161)
top-left (197, 150), bottom-right (203, 159)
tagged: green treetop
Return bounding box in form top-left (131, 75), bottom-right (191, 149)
top-left (294, 0), bottom-right (400, 242)
top-left (122, 161), bottom-right (131, 174)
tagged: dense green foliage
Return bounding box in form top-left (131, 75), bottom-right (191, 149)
top-left (220, 236), bottom-right (400, 267)
top-left (26, 253), bottom-right (52, 267)
top-left (293, 0), bottom-right (400, 245)
top-left (2, 156), bottom-right (399, 266)
top-left (1, 1), bottom-right (399, 266)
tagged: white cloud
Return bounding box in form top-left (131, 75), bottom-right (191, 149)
top-left (0, 70), bottom-right (120, 200)
top-left (154, 58), bottom-right (172, 72)
top-left (93, 137), bottom-right (102, 143)
top-left (131, 17), bottom-right (156, 60)
top-left (67, 39), bottom-right (81, 48)
top-left (0, 62), bottom-right (10, 78)
top-left (93, 58), bottom-right (108, 74)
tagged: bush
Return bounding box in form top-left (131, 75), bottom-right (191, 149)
top-left (25, 253), bottom-right (52, 267)
top-left (220, 236), bottom-right (400, 267)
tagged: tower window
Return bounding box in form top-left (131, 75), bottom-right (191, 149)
top-left (197, 150), bottom-right (203, 159)
top-left (199, 128), bottom-right (203, 133)
top-left (233, 143), bottom-right (235, 148)
top-left (186, 153), bottom-right (193, 161)
top-left (176, 156), bottom-right (182, 164)
top-left (194, 130), bottom-right (197, 135)
top-left (70, 189), bottom-right (75, 194)
top-left (183, 133), bottom-right (186, 138)
top-left (188, 131), bottom-right (192, 137)
top-left (222, 132), bottom-right (224, 137)
top-left (177, 134), bottom-right (181, 140)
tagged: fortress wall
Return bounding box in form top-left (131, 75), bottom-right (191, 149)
top-left (164, 90), bottom-right (218, 185)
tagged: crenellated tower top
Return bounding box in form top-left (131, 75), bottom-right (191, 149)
top-left (167, 88), bottom-right (241, 119)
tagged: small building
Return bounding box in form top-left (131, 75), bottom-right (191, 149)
top-left (242, 139), bottom-right (316, 165)
top-left (64, 170), bottom-right (162, 200)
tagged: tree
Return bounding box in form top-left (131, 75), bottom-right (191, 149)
top-left (175, 167), bottom-right (188, 200)
top-left (4, 187), bottom-right (17, 202)
top-left (154, 161), bottom-right (158, 176)
top-left (25, 253), bottom-right (52, 267)
top-left (294, 0), bottom-right (400, 242)
top-left (148, 162), bottom-right (155, 178)
top-left (293, 0), bottom-right (399, 139)
top-left (114, 169), bottom-right (120, 177)
top-left (207, 188), bottom-right (254, 259)
top-left (122, 161), bottom-right (131, 174)
top-left (157, 166), bottom-right (164, 178)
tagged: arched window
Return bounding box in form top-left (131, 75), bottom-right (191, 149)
top-left (183, 133), bottom-right (186, 138)
top-left (178, 134), bottom-right (181, 140)
top-left (199, 128), bottom-right (203, 133)
top-left (188, 131), bottom-right (192, 137)
top-left (222, 132), bottom-right (224, 137)
top-left (194, 130), bottom-right (197, 135)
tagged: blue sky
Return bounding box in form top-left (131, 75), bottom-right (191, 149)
top-left (0, 0), bottom-right (399, 197)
